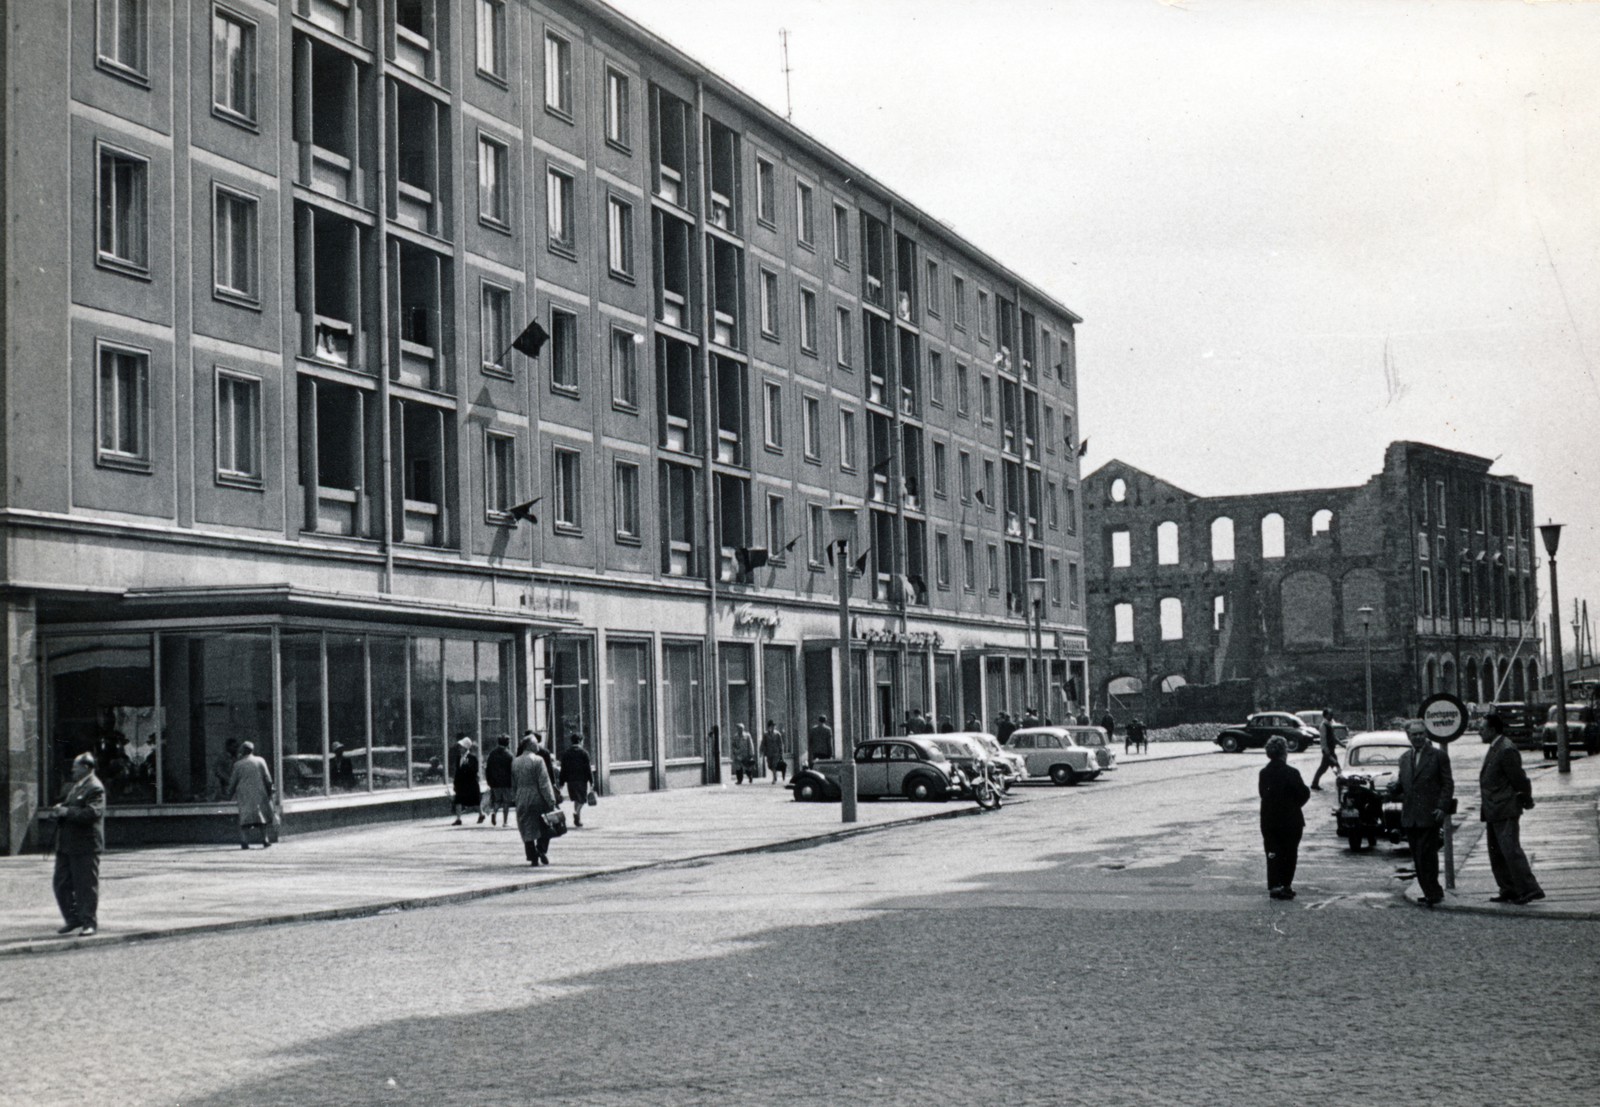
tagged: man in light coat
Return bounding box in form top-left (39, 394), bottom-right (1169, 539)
top-left (1479, 713), bottom-right (1544, 904)
top-left (227, 741), bottom-right (275, 849)
top-left (1389, 721), bottom-right (1454, 906)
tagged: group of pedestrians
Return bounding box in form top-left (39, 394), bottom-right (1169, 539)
top-left (1257, 710), bottom-right (1544, 906)
top-left (450, 731), bottom-right (597, 865)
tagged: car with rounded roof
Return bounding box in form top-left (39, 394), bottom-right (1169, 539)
top-left (1007, 726), bottom-right (1115, 786)
top-left (1540, 704), bottom-right (1598, 760)
top-left (1215, 712), bottom-right (1320, 754)
top-left (1333, 730), bottom-right (1411, 849)
top-left (789, 736), bottom-right (958, 802)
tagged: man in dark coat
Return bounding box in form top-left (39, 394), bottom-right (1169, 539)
top-left (1310, 708), bottom-right (1343, 790)
top-left (807, 716), bottom-right (833, 765)
top-left (52, 752), bottom-right (106, 936)
top-left (1479, 713), bottom-right (1543, 904)
top-left (485, 735), bottom-right (516, 827)
top-left (1258, 736), bottom-right (1310, 899)
top-left (1389, 722), bottom-right (1454, 906)
top-left (1125, 718), bottom-right (1146, 755)
top-left (1020, 707), bottom-right (1041, 729)
top-left (995, 713), bottom-right (1016, 746)
top-left (1099, 712), bottom-right (1116, 741)
top-left (558, 733), bottom-right (594, 827)
top-left (760, 720), bottom-right (787, 783)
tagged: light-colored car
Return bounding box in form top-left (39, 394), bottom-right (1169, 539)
top-left (1340, 731), bottom-right (1412, 791)
top-left (1296, 711), bottom-right (1350, 747)
top-left (1333, 731), bottom-right (1412, 848)
top-left (963, 732), bottom-right (1027, 786)
top-left (1007, 726), bottom-right (1114, 785)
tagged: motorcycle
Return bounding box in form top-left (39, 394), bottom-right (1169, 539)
top-left (1334, 773), bottom-right (1401, 851)
top-left (952, 763), bottom-right (1003, 811)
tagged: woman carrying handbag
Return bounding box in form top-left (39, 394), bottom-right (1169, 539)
top-left (512, 736), bottom-right (559, 866)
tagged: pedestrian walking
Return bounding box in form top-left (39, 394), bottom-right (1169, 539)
top-left (226, 741), bottom-right (275, 849)
top-left (995, 712), bottom-right (1016, 746)
top-left (50, 752), bottom-right (105, 936)
top-left (731, 724), bottom-right (758, 784)
top-left (1478, 713), bottom-right (1544, 904)
top-left (558, 733), bottom-right (594, 827)
top-left (513, 737), bottom-right (559, 866)
top-left (808, 715), bottom-right (833, 765)
top-left (451, 736), bottom-right (484, 825)
top-left (1125, 718), bottom-right (1146, 755)
top-left (1388, 721), bottom-right (1454, 907)
top-left (964, 712), bottom-right (982, 732)
top-left (1099, 712), bottom-right (1116, 741)
top-left (1020, 707), bottom-right (1041, 729)
top-left (761, 720), bottom-right (788, 783)
top-left (1310, 708), bottom-right (1344, 790)
top-left (1258, 736), bottom-right (1310, 900)
top-left (485, 735), bottom-right (515, 827)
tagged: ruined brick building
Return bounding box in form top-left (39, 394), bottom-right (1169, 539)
top-left (1082, 442), bottom-right (1542, 726)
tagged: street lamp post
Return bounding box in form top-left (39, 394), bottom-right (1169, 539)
top-left (1539, 523), bottom-right (1571, 774)
top-left (829, 505), bottom-right (860, 821)
top-left (1028, 578), bottom-right (1047, 718)
top-left (1358, 605), bottom-right (1374, 731)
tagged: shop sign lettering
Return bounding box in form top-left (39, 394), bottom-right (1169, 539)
top-left (733, 604), bottom-right (782, 631)
top-left (850, 619), bottom-right (942, 650)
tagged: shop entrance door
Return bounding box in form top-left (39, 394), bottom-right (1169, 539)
top-left (762, 645), bottom-right (796, 770)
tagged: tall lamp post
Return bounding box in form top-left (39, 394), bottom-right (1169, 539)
top-left (1028, 578), bottom-right (1048, 718)
top-left (1358, 605), bottom-right (1374, 731)
top-left (829, 505), bottom-right (860, 821)
top-left (1539, 522), bottom-right (1571, 774)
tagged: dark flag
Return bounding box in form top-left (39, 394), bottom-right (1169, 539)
top-left (782, 535), bottom-right (802, 553)
top-left (974, 488), bottom-right (986, 505)
top-left (869, 455), bottom-right (894, 475)
top-left (1076, 437), bottom-right (1089, 458)
top-left (853, 547), bottom-right (872, 575)
top-left (734, 547), bottom-right (770, 574)
top-left (507, 497), bottom-right (541, 524)
top-left (511, 320), bottom-right (550, 359)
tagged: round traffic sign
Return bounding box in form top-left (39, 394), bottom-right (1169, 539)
top-left (1419, 693), bottom-right (1469, 743)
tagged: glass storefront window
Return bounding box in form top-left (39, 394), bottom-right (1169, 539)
top-left (161, 631), bottom-right (273, 803)
top-left (934, 654), bottom-right (956, 731)
top-left (45, 635), bottom-right (154, 805)
top-left (721, 643), bottom-right (753, 750)
top-left (371, 636), bottom-right (409, 790)
top-left (411, 637), bottom-right (444, 787)
top-left (445, 637), bottom-right (477, 762)
top-left (905, 652), bottom-right (928, 724)
top-left (549, 636), bottom-right (593, 755)
top-left (606, 639), bottom-right (652, 764)
top-left (280, 630), bottom-right (325, 798)
top-left (763, 645), bottom-right (794, 760)
top-left (327, 634), bottom-right (367, 790)
top-left (662, 641), bottom-right (702, 760)
top-left (478, 640), bottom-right (508, 743)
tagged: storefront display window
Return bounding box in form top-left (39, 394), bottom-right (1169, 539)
top-left (721, 643), bottom-right (753, 747)
top-left (327, 634), bottom-right (367, 790)
top-left (662, 641), bottom-right (702, 760)
top-left (160, 631), bottom-right (273, 803)
top-left (445, 637), bottom-right (477, 751)
top-left (45, 634), bottom-right (155, 806)
top-left (281, 630), bottom-right (325, 797)
top-left (371, 636), bottom-right (409, 789)
top-left (410, 637), bottom-right (444, 786)
top-left (934, 654), bottom-right (956, 730)
top-left (606, 639), bottom-right (652, 764)
top-left (548, 636), bottom-right (593, 755)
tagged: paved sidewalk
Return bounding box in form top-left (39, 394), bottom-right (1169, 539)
top-left (0, 744), bottom-right (1216, 957)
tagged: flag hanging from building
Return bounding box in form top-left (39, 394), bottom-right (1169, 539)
top-left (511, 321), bottom-right (550, 358)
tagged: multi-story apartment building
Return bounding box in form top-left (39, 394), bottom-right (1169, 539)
top-left (1082, 442), bottom-right (1541, 726)
top-left (0, 0), bottom-right (1087, 850)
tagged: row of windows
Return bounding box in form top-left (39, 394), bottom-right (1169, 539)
top-left (1112, 597), bottom-right (1227, 644)
top-left (1416, 476), bottom-right (1533, 539)
top-left (1108, 510), bottom-right (1335, 568)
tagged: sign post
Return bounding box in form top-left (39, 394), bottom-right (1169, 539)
top-left (1419, 693), bottom-right (1468, 889)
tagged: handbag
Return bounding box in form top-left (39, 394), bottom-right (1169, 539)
top-left (542, 808), bottom-right (568, 837)
top-left (1519, 793), bottom-right (1536, 810)
top-left (585, 786), bottom-right (598, 807)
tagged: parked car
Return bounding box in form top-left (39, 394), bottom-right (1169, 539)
top-left (927, 735), bottom-right (990, 794)
top-left (1007, 726), bottom-right (1114, 785)
top-left (1541, 704), bottom-right (1599, 760)
top-left (1481, 702), bottom-right (1545, 749)
top-left (1332, 731), bottom-right (1411, 849)
top-left (928, 732), bottom-right (1023, 790)
top-left (1295, 711), bottom-right (1349, 746)
top-left (790, 737), bottom-right (958, 802)
top-left (1215, 712), bottom-right (1320, 753)
top-left (964, 732), bottom-right (1027, 787)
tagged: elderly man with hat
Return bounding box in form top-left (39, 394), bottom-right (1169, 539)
top-left (1388, 719), bottom-right (1454, 907)
top-left (51, 752), bottom-right (106, 935)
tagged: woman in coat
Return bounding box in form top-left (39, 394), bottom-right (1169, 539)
top-left (226, 741), bottom-right (275, 849)
top-left (513, 737), bottom-right (559, 865)
top-left (452, 737), bottom-right (484, 826)
top-left (731, 724), bottom-right (758, 784)
top-left (1258, 735), bottom-right (1310, 900)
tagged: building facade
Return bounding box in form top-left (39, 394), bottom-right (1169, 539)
top-left (0, 0), bottom-right (1088, 849)
top-left (1082, 442), bottom-right (1540, 726)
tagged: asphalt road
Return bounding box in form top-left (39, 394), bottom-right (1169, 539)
top-left (3, 750), bottom-right (1596, 1107)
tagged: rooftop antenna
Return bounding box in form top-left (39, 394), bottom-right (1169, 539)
top-left (780, 28), bottom-right (793, 121)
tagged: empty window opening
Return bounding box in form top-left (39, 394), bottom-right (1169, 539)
top-left (1261, 512), bottom-right (1285, 558)
top-left (1111, 529), bottom-right (1131, 568)
top-left (1211, 517), bottom-right (1235, 562)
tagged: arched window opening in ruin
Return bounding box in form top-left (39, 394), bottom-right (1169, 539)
top-left (1110, 478), bottom-right (1126, 503)
top-left (1159, 597), bottom-right (1183, 640)
top-left (1525, 660), bottom-right (1538, 699)
top-left (1464, 659), bottom-right (1479, 703)
top-left (1160, 674), bottom-right (1187, 693)
top-left (1261, 512), bottom-right (1285, 558)
top-left (1312, 508), bottom-right (1333, 535)
top-left (1210, 516), bottom-right (1234, 563)
top-left (1107, 675), bottom-right (1143, 697)
top-left (1513, 662), bottom-right (1525, 701)
top-left (1442, 659), bottom-right (1456, 696)
top-left (1111, 529), bottom-right (1131, 568)
top-left (1425, 659), bottom-right (1437, 695)
top-left (1212, 594), bottom-right (1226, 631)
top-left (1114, 602), bottom-right (1134, 642)
top-left (1157, 521), bottom-right (1179, 565)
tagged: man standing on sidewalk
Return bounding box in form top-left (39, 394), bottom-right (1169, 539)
top-left (808, 715), bottom-right (833, 766)
top-left (1389, 721), bottom-right (1453, 906)
top-left (51, 752), bottom-right (105, 936)
top-left (1479, 713), bottom-right (1544, 904)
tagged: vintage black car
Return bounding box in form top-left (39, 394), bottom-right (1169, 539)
top-left (1214, 712), bottom-right (1321, 754)
top-left (790, 737), bottom-right (958, 802)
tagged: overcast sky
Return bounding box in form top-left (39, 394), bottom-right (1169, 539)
top-left (607, 0), bottom-right (1600, 659)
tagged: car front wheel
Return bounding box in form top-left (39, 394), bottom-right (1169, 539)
top-left (1219, 734), bottom-right (1241, 753)
top-left (904, 776), bottom-right (945, 802)
top-left (1050, 765), bottom-right (1080, 786)
top-left (793, 778), bottom-right (822, 802)
top-left (1285, 736), bottom-right (1305, 754)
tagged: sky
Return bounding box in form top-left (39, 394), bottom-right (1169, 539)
top-left (605, 0), bottom-right (1600, 661)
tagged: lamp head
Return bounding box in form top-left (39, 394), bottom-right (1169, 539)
top-left (1027, 577), bottom-right (1047, 605)
top-left (828, 504), bottom-right (859, 545)
top-left (1358, 604), bottom-right (1373, 630)
top-left (1539, 521), bottom-right (1563, 558)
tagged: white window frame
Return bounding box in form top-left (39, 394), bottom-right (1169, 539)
top-left (795, 180), bottom-right (815, 246)
top-left (936, 532), bottom-right (951, 589)
top-left (546, 166), bottom-right (575, 253)
top-left (607, 195), bottom-right (634, 279)
top-left (932, 440), bottom-right (947, 498)
top-left (799, 287), bottom-right (818, 353)
top-left (211, 5), bottom-right (257, 125)
top-left (756, 157), bottom-right (776, 227)
top-left (759, 268), bottom-right (779, 338)
top-left (767, 493), bottom-right (787, 561)
top-left (925, 259), bottom-right (940, 317)
top-left (802, 395), bottom-right (822, 462)
top-left (963, 539), bottom-right (976, 592)
top-left (544, 29), bottom-right (573, 117)
top-left (212, 184), bottom-right (258, 305)
top-left (95, 340), bottom-right (151, 471)
top-left (809, 503), bottom-right (826, 567)
top-left (476, 0), bottom-right (506, 81)
top-left (605, 66), bottom-right (631, 150)
top-left (763, 380), bottom-right (784, 451)
top-left (549, 306), bottom-right (579, 393)
top-left (215, 367), bottom-right (261, 486)
top-left (478, 133), bottom-right (510, 228)
top-left (553, 446), bottom-right (582, 532)
top-left (485, 430), bottom-right (516, 521)
top-left (481, 281), bottom-right (512, 378)
top-left (840, 408), bottom-right (858, 472)
top-left (610, 327), bottom-right (638, 411)
top-left (97, 142), bottom-right (149, 276)
top-left (835, 306), bottom-right (853, 369)
top-left (97, 0), bottom-right (148, 83)
top-left (614, 458), bottom-right (640, 541)
top-left (832, 203), bottom-right (850, 265)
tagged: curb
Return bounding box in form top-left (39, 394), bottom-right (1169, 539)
top-left (0, 794), bottom-right (1004, 958)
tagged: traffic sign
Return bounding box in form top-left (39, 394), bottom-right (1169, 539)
top-left (1419, 693), bottom-right (1469, 743)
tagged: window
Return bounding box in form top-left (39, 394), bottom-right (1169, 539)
top-left (1066, 487), bottom-right (1077, 535)
top-left (476, 0), bottom-right (506, 79)
top-left (608, 640), bottom-right (654, 762)
top-left (767, 494), bottom-right (786, 558)
top-left (1312, 508), bottom-right (1333, 535)
top-left (977, 289), bottom-right (991, 341)
top-left (832, 203), bottom-right (850, 264)
top-left (215, 370), bottom-right (260, 484)
top-left (933, 441), bottom-right (948, 498)
top-left (1261, 512), bottom-right (1285, 558)
top-left (982, 459), bottom-right (996, 511)
top-left (929, 351), bottom-right (944, 407)
top-left (1044, 406), bottom-right (1055, 453)
top-left (763, 381), bottom-right (784, 451)
top-left (544, 30), bottom-right (572, 116)
top-left (1211, 516), bottom-right (1235, 562)
top-left (607, 196), bottom-right (634, 278)
top-left (98, 0), bottom-right (147, 81)
top-left (959, 451), bottom-right (972, 502)
top-left (97, 145), bottom-right (148, 274)
top-left (936, 533), bottom-right (951, 589)
top-left (481, 283), bottom-right (511, 377)
top-left (546, 166), bottom-right (574, 253)
top-left (809, 503), bottom-right (826, 566)
top-left (840, 408), bottom-right (858, 471)
top-left (803, 395), bottom-right (822, 461)
top-left (614, 460), bottom-right (640, 540)
top-left (795, 181), bottom-right (815, 246)
top-left (549, 306), bottom-right (578, 392)
top-left (1213, 595), bottom-right (1226, 631)
top-left (553, 447), bottom-right (581, 531)
top-left (1115, 603), bottom-right (1134, 643)
top-left (1112, 529), bottom-right (1131, 568)
top-left (605, 67), bottom-right (630, 149)
top-left (212, 7), bottom-right (257, 123)
top-left (952, 276), bottom-right (967, 330)
top-left (478, 134), bottom-right (509, 226)
top-left (213, 186), bottom-right (258, 304)
top-left (956, 363), bottom-right (970, 415)
top-left (1157, 520), bottom-right (1179, 564)
top-left (925, 260), bottom-right (940, 316)
top-left (835, 307), bottom-right (853, 368)
top-left (756, 157), bottom-right (775, 226)
top-left (96, 344), bottom-right (150, 470)
top-left (1160, 598), bottom-right (1183, 641)
top-left (760, 269), bottom-right (779, 338)
top-left (485, 432), bottom-right (515, 519)
top-left (1047, 481), bottom-right (1059, 529)
top-left (980, 375), bottom-right (994, 422)
top-left (1051, 559), bottom-right (1062, 607)
top-left (706, 119), bottom-right (739, 229)
top-left (799, 288), bottom-right (818, 353)
top-left (987, 544), bottom-right (1000, 595)
top-left (1068, 562), bottom-right (1080, 609)
top-left (610, 328), bottom-right (638, 409)
top-left (963, 539), bottom-right (976, 591)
